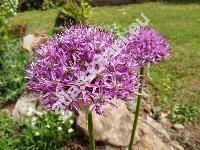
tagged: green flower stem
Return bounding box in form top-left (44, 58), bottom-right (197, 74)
top-left (128, 67), bottom-right (145, 150)
top-left (87, 112), bottom-right (95, 150)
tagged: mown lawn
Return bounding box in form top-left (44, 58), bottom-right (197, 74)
top-left (12, 2), bottom-right (200, 123)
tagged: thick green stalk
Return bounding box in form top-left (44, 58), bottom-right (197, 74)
top-left (128, 67), bottom-right (144, 150)
top-left (87, 112), bottom-right (95, 150)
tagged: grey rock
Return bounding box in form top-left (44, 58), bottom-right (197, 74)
top-left (22, 34), bottom-right (46, 52)
top-left (126, 91), bottom-right (150, 113)
top-left (138, 122), bottom-right (174, 150)
top-left (184, 130), bottom-right (192, 141)
top-left (145, 116), bottom-right (171, 141)
top-left (12, 93), bottom-right (42, 118)
top-left (126, 100), bottom-right (137, 113)
top-left (77, 101), bottom-right (134, 147)
top-left (142, 91), bottom-right (150, 100)
top-left (173, 124), bottom-right (185, 130)
top-left (171, 141), bottom-right (184, 150)
top-left (160, 112), bottom-right (172, 128)
top-left (77, 101), bottom-right (178, 149)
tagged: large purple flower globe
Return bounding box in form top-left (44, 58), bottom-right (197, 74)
top-left (26, 25), bottom-right (140, 116)
top-left (125, 27), bottom-right (171, 66)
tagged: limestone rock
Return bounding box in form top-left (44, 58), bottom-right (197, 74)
top-left (142, 100), bottom-right (152, 114)
top-left (173, 124), bottom-right (185, 130)
top-left (126, 100), bottom-right (137, 113)
top-left (171, 141), bottom-right (184, 150)
top-left (145, 115), bottom-right (171, 141)
top-left (126, 91), bottom-right (150, 113)
top-left (12, 93), bottom-right (42, 118)
top-left (76, 101), bottom-right (180, 149)
top-left (159, 112), bottom-right (172, 128)
top-left (137, 122), bottom-right (174, 150)
top-left (77, 101), bottom-right (134, 147)
top-left (22, 34), bottom-right (46, 52)
top-left (142, 91), bottom-right (150, 100)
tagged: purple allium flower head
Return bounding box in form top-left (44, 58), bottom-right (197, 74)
top-left (125, 27), bottom-right (171, 66)
top-left (26, 25), bottom-right (140, 116)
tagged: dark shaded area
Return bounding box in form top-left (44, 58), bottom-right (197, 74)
top-left (163, 0), bottom-right (200, 4)
top-left (54, 12), bottom-right (76, 28)
top-left (91, 0), bottom-right (200, 6)
top-left (17, 0), bottom-right (68, 12)
top-left (17, 0), bottom-right (44, 11)
top-left (91, 0), bottom-right (133, 6)
top-left (137, 0), bottom-right (200, 5)
top-left (137, 0), bottom-right (200, 4)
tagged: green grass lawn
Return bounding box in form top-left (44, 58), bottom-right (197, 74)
top-left (12, 2), bottom-right (200, 123)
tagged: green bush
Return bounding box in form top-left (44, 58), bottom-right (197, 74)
top-left (0, 109), bottom-right (74, 149)
top-left (0, 39), bottom-right (31, 104)
top-left (42, 0), bottom-right (67, 10)
top-left (0, 0), bottom-right (18, 40)
top-left (0, 110), bottom-right (18, 136)
top-left (0, 110), bottom-right (21, 149)
top-left (170, 104), bottom-right (199, 124)
top-left (9, 23), bottom-right (27, 38)
top-left (54, 0), bottom-right (91, 30)
top-left (0, 0), bottom-right (18, 22)
top-left (18, 111), bottom-right (74, 150)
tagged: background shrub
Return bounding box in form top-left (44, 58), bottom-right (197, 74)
top-left (42, 0), bottom-right (67, 10)
top-left (0, 109), bottom-right (74, 149)
top-left (54, 0), bottom-right (91, 30)
top-left (18, 111), bottom-right (74, 149)
top-left (0, 0), bottom-right (18, 23)
top-left (170, 104), bottom-right (199, 124)
top-left (9, 23), bottom-right (27, 38)
top-left (0, 110), bottom-right (21, 149)
top-left (0, 0), bottom-right (18, 40)
top-left (0, 39), bottom-right (31, 104)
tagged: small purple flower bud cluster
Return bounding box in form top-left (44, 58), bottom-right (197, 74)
top-left (26, 25), bottom-right (171, 116)
top-left (125, 27), bottom-right (171, 66)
